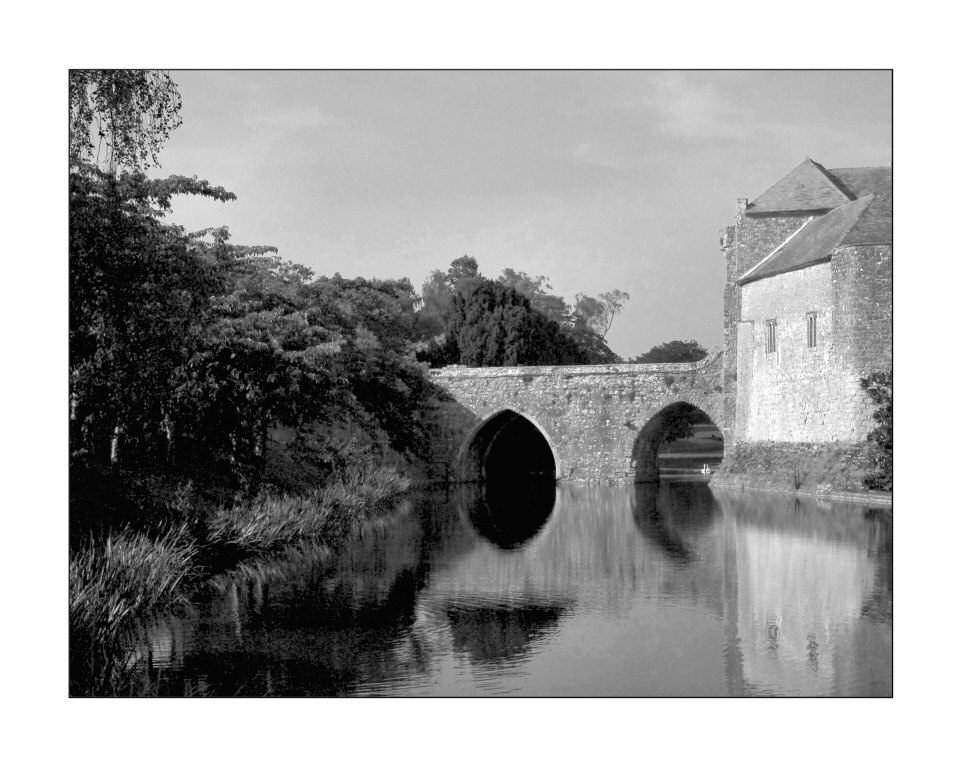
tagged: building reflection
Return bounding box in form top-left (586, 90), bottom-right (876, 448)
top-left (713, 490), bottom-right (892, 696)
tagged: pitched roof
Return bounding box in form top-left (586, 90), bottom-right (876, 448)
top-left (825, 166), bottom-right (892, 200)
top-left (747, 158), bottom-right (853, 215)
top-left (839, 192), bottom-right (891, 246)
top-left (739, 194), bottom-right (889, 285)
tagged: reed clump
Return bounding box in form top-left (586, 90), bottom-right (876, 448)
top-left (70, 464), bottom-right (411, 695)
top-left (207, 465), bottom-right (411, 554)
top-left (69, 523), bottom-right (200, 695)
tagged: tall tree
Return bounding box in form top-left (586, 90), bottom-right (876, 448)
top-left (69, 165), bottom-right (240, 467)
top-left (69, 70), bottom-right (183, 171)
top-left (574, 289), bottom-right (630, 340)
top-left (419, 280), bottom-right (588, 367)
top-left (418, 255), bottom-right (485, 339)
top-left (497, 268), bottom-right (569, 326)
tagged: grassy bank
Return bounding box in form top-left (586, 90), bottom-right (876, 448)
top-left (69, 465), bottom-right (411, 696)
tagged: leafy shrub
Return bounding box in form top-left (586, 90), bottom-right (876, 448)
top-left (860, 370), bottom-right (892, 490)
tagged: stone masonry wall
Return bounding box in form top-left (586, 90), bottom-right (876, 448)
top-left (832, 244), bottom-right (893, 376)
top-left (737, 262), bottom-right (874, 442)
top-left (711, 441), bottom-right (886, 500)
top-left (722, 212), bottom-right (809, 427)
top-left (428, 352), bottom-right (727, 483)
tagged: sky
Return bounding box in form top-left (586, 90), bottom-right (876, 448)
top-left (155, 70), bottom-right (892, 359)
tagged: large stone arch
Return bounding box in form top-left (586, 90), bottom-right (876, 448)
top-left (454, 408), bottom-right (560, 483)
top-left (429, 351), bottom-right (729, 483)
top-left (631, 400), bottom-right (725, 483)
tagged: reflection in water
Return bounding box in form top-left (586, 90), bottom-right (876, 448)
top-left (713, 490), bottom-right (892, 696)
top-left (130, 482), bottom-right (891, 697)
top-left (446, 603), bottom-right (565, 668)
top-left (632, 482), bottom-right (718, 561)
top-left (463, 480), bottom-right (556, 549)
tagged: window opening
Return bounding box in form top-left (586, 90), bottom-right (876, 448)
top-left (765, 320), bottom-right (777, 354)
top-left (806, 312), bottom-right (817, 348)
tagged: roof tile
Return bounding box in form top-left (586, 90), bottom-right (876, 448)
top-left (747, 158), bottom-right (853, 214)
top-left (739, 195), bottom-right (888, 284)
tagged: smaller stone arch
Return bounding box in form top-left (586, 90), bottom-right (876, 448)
top-left (454, 408), bottom-right (560, 483)
top-left (632, 401), bottom-right (724, 484)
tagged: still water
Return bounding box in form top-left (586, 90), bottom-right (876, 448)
top-left (140, 481), bottom-right (892, 696)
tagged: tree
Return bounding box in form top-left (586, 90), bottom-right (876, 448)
top-left (631, 339), bottom-right (707, 364)
top-left (655, 403), bottom-right (705, 446)
top-left (69, 70), bottom-right (183, 171)
top-left (497, 268), bottom-right (570, 326)
top-left (446, 255), bottom-right (481, 286)
top-left (69, 165), bottom-right (240, 468)
top-left (563, 325), bottom-right (621, 364)
top-left (860, 370), bottom-right (892, 490)
top-left (574, 289), bottom-right (629, 340)
top-left (419, 280), bottom-right (588, 367)
top-left (169, 257), bottom-right (432, 479)
top-left (417, 258), bottom-right (625, 366)
top-left (418, 256), bottom-right (485, 339)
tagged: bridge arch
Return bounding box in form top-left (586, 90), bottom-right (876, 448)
top-left (455, 408), bottom-right (560, 483)
top-left (632, 400), bottom-right (725, 484)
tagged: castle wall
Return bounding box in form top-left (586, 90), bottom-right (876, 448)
top-left (722, 213), bottom-right (809, 426)
top-left (832, 244), bottom-right (893, 375)
top-left (737, 263), bottom-right (872, 442)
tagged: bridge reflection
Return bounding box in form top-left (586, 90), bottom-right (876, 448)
top-left (632, 482), bottom-right (719, 561)
top-left (463, 479), bottom-right (557, 549)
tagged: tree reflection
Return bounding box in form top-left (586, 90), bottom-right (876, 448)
top-left (446, 602), bottom-right (566, 667)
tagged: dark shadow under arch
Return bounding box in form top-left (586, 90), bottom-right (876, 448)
top-left (464, 480), bottom-right (556, 550)
top-left (457, 410), bottom-right (557, 483)
top-left (632, 402), bottom-right (724, 484)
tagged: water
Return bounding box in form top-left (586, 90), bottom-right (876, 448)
top-left (138, 482), bottom-right (892, 696)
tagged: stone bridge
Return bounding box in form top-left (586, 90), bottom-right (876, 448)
top-left (428, 350), bottom-right (728, 483)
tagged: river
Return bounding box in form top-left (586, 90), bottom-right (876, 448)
top-left (135, 481), bottom-right (892, 696)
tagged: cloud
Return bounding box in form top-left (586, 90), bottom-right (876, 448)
top-left (613, 72), bottom-right (880, 162)
top-left (635, 73), bottom-right (757, 140)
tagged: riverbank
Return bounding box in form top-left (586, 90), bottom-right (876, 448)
top-left (710, 441), bottom-right (892, 505)
top-left (69, 464), bottom-right (412, 696)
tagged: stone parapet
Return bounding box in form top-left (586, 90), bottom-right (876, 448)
top-left (427, 350), bottom-right (727, 483)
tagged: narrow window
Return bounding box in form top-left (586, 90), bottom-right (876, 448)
top-left (806, 312), bottom-right (817, 348)
top-left (765, 320), bottom-right (777, 354)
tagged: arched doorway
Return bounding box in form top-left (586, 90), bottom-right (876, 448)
top-left (457, 409), bottom-right (557, 484)
top-left (632, 402), bottom-right (724, 483)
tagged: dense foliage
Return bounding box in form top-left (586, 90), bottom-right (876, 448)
top-left (860, 370), bottom-right (893, 490)
top-left (417, 259), bottom-right (623, 366)
top-left (69, 71), bottom-right (436, 490)
top-left (418, 279), bottom-right (593, 367)
top-left (69, 166), bottom-right (241, 466)
top-left (631, 339), bottom-right (707, 364)
top-left (70, 70), bottom-right (183, 171)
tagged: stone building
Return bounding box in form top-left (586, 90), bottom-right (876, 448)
top-left (714, 158), bottom-right (892, 492)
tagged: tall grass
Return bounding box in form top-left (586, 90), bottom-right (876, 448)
top-left (207, 465), bottom-right (411, 554)
top-left (69, 523), bottom-right (200, 695)
top-left (70, 464), bottom-right (411, 695)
